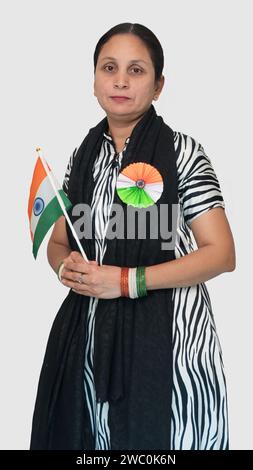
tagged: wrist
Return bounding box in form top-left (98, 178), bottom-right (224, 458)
top-left (120, 266), bottom-right (148, 298)
top-left (144, 266), bottom-right (153, 290)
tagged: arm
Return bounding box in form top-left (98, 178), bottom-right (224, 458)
top-left (47, 215), bottom-right (72, 274)
top-left (61, 207), bottom-right (236, 298)
top-left (145, 207), bottom-right (236, 290)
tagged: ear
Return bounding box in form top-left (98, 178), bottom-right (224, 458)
top-left (155, 75), bottom-right (165, 93)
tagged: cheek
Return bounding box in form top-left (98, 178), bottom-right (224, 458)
top-left (95, 76), bottom-right (112, 95)
top-left (134, 80), bottom-right (155, 98)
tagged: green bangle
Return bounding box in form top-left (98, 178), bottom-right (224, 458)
top-left (57, 261), bottom-right (65, 281)
top-left (136, 266), bottom-right (147, 297)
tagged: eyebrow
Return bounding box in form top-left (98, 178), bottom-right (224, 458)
top-left (100, 56), bottom-right (149, 65)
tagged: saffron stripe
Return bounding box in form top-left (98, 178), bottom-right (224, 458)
top-left (28, 157), bottom-right (48, 220)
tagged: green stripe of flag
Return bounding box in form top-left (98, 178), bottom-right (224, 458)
top-left (33, 190), bottom-right (72, 258)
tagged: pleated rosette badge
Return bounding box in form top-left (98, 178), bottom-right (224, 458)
top-left (116, 162), bottom-right (164, 208)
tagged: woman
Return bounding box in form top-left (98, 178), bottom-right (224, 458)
top-left (30, 23), bottom-right (236, 451)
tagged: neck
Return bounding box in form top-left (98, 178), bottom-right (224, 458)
top-left (106, 109), bottom-right (148, 144)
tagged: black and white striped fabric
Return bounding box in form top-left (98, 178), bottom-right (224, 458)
top-left (62, 131), bottom-right (228, 450)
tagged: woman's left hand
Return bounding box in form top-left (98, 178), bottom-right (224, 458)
top-left (61, 251), bottom-right (121, 299)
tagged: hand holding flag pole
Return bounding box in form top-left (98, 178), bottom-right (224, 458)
top-left (28, 147), bottom-right (89, 262)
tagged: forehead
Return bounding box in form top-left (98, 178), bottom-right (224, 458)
top-left (98, 34), bottom-right (152, 63)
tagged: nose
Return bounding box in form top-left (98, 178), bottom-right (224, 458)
top-left (113, 72), bottom-right (129, 89)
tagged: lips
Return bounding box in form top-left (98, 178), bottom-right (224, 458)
top-left (110, 96), bottom-right (130, 101)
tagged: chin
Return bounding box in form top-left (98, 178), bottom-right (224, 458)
top-left (107, 102), bottom-right (135, 115)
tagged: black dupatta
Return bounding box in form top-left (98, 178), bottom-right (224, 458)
top-left (30, 104), bottom-right (178, 450)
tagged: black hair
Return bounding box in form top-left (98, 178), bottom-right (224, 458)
top-left (93, 23), bottom-right (164, 83)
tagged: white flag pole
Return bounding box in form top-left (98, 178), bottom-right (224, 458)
top-left (36, 147), bottom-right (89, 263)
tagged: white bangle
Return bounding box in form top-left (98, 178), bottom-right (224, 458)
top-left (57, 261), bottom-right (65, 282)
top-left (128, 267), bottom-right (138, 299)
top-left (132, 267), bottom-right (138, 298)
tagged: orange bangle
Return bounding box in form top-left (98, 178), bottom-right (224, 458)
top-left (121, 267), bottom-right (129, 297)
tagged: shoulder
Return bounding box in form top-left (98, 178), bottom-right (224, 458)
top-left (173, 131), bottom-right (212, 188)
top-left (173, 130), bottom-right (203, 162)
top-left (173, 131), bottom-right (225, 224)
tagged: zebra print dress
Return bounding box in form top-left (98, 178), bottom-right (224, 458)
top-left (62, 130), bottom-right (229, 450)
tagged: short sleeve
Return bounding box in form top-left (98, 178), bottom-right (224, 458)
top-left (177, 134), bottom-right (225, 226)
top-left (62, 147), bottom-right (78, 195)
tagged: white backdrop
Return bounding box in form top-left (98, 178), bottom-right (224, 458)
top-left (0, 0), bottom-right (252, 450)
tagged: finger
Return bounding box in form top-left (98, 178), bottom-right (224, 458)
top-left (70, 253), bottom-right (98, 267)
top-left (62, 271), bottom-right (88, 284)
top-left (64, 260), bottom-right (89, 273)
top-left (61, 270), bottom-right (72, 281)
top-left (70, 251), bottom-right (87, 263)
top-left (62, 279), bottom-right (84, 290)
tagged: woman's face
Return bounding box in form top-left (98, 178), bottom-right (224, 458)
top-left (94, 34), bottom-right (164, 121)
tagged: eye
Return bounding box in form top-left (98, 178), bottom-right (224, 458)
top-left (103, 64), bottom-right (143, 74)
top-left (131, 67), bottom-right (142, 74)
top-left (104, 64), bottom-right (114, 72)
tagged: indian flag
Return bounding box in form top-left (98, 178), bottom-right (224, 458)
top-left (28, 154), bottom-right (72, 259)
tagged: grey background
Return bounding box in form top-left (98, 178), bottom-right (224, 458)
top-left (0, 0), bottom-right (252, 449)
